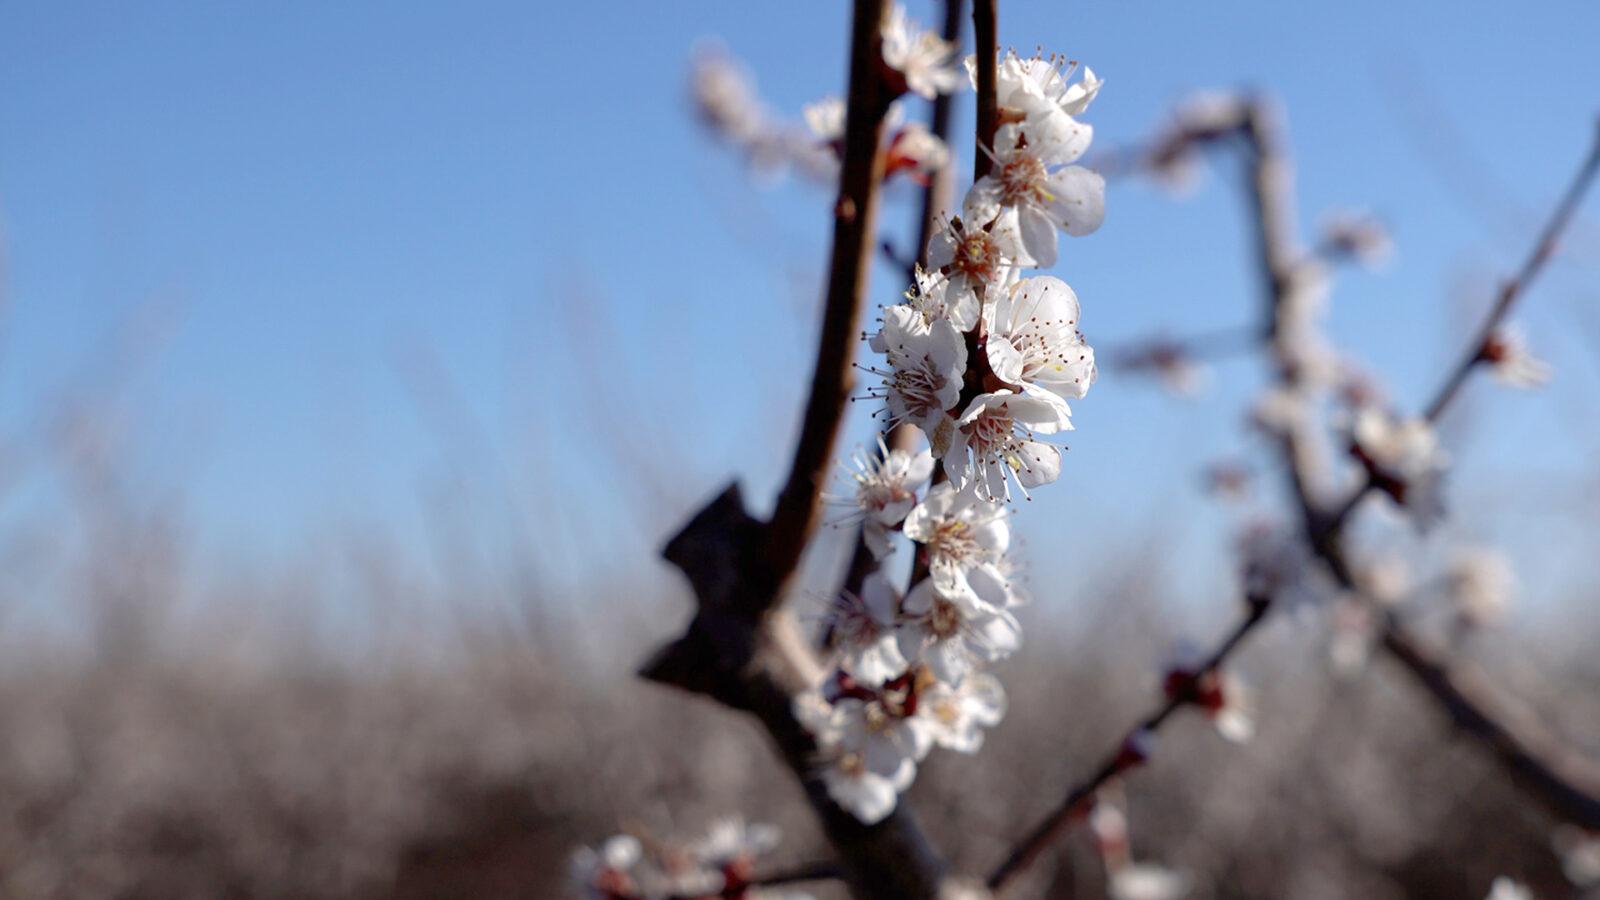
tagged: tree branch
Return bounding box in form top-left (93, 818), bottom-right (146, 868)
top-left (1235, 101), bottom-right (1600, 832)
top-left (986, 597), bottom-right (1272, 893)
top-left (1323, 120), bottom-right (1600, 532)
top-left (765, 0), bottom-right (898, 588)
top-left (643, 3), bottom-right (966, 897)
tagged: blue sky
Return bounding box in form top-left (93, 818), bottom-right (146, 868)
top-left (1, 1), bottom-right (1597, 615)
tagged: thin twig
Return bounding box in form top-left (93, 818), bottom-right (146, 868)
top-left (1422, 121), bottom-right (1600, 423)
top-left (987, 599), bottom-right (1271, 892)
top-left (1325, 121), bottom-right (1600, 532)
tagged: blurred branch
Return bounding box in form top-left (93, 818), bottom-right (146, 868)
top-left (986, 594), bottom-right (1272, 893)
top-left (1235, 102), bottom-right (1600, 831)
top-left (642, 2), bottom-right (962, 897)
top-left (989, 101), bottom-right (1600, 892)
top-left (971, 0), bottom-right (997, 181)
top-left (1324, 122), bottom-right (1600, 531)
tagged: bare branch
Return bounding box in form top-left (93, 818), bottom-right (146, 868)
top-left (1236, 103), bottom-right (1600, 832)
top-left (986, 597), bottom-right (1272, 893)
top-left (1323, 121), bottom-right (1600, 532)
top-left (765, 0), bottom-right (898, 588)
top-left (1421, 120), bottom-right (1600, 423)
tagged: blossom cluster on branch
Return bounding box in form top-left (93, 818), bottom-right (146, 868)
top-left (571, 819), bottom-right (810, 900)
top-left (799, 22), bottom-right (1110, 824)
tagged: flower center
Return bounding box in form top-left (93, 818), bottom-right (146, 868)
top-left (892, 359), bottom-right (943, 416)
top-left (955, 232), bottom-right (998, 280)
top-left (1000, 153), bottom-right (1049, 207)
top-left (930, 519), bottom-right (978, 566)
top-left (966, 407), bottom-right (1016, 459)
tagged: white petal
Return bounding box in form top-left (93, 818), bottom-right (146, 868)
top-left (1045, 166), bottom-right (1106, 237)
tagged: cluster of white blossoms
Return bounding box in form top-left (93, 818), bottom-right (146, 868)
top-left (801, 30), bottom-right (1107, 824)
top-left (570, 819), bottom-right (809, 900)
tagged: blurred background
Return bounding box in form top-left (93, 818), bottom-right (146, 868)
top-left (2, 1), bottom-right (1599, 897)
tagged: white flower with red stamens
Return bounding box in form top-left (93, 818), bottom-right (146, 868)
top-left (824, 572), bottom-right (910, 684)
top-left (897, 578), bottom-right (1021, 682)
top-left (968, 51), bottom-right (1102, 157)
top-left (966, 123), bottom-right (1105, 267)
top-left (570, 834), bottom-right (643, 900)
top-left (833, 438), bottom-right (934, 559)
top-left (985, 275), bottom-right (1097, 401)
top-left (901, 264), bottom-right (979, 333)
top-left (862, 305), bottom-right (967, 451)
top-left (880, 3), bottom-right (963, 100)
top-left (918, 671), bottom-right (1007, 752)
top-left (901, 483), bottom-right (1013, 608)
top-left (945, 389), bottom-right (1073, 502)
top-left (927, 214), bottom-right (1024, 317)
top-left (1482, 323), bottom-right (1551, 389)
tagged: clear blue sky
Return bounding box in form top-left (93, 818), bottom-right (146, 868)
top-left (2, 1), bottom-right (1597, 615)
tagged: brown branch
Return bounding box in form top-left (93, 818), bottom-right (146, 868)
top-left (1323, 121), bottom-right (1600, 532)
top-left (643, 3), bottom-right (966, 897)
top-left (764, 0), bottom-right (897, 588)
top-left (971, 0), bottom-right (998, 181)
top-left (986, 597), bottom-right (1272, 893)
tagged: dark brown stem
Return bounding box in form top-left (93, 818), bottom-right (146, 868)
top-left (971, 0), bottom-right (998, 181)
top-left (764, 0), bottom-right (896, 587)
top-left (987, 599), bottom-right (1271, 893)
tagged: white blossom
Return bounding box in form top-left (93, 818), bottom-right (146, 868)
top-left (863, 304), bottom-right (968, 450)
top-left (969, 51), bottom-right (1102, 155)
top-left (897, 578), bottom-right (1021, 682)
top-left (570, 834), bottom-right (642, 899)
top-left (927, 213), bottom-right (1024, 318)
top-left (918, 671), bottom-right (1007, 752)
top-left (984, 275), bottom-right (1097, 401)
top-left (887, 121), bottom-right (952, 179)
top-left (966, 123), bottom-right (1105, 267)
top-left (819, 745), bottom-right (913, 825)
top-left (901, 483), bottom-right (1013, 607)
top-left (945, 389), bottom-right (1073, 501)
top-left (881, 4), bottom-right (964, 99)
top-left (824, 572), bottom-right (910, 684)
top-left (834, 438), bottom-right (934, 558)
top-left (901, 263), bottom-right (979, 333)
top-left (1109, 864), bottom-right (1191, 900)
top-left (1483, 323), bottom-right (1551, 389)
top-left (692, 817), bottom-right (782, 872)
top-left (1485, 877), bottom-right (1532, 900)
